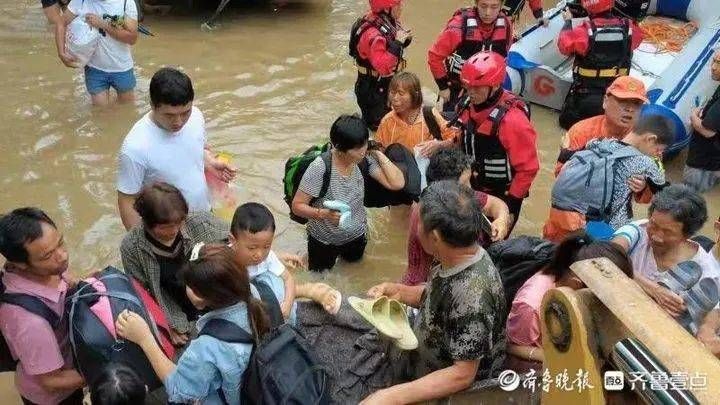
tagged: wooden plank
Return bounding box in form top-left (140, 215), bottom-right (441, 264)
top-left (571, 257), bottom-right (720, 403)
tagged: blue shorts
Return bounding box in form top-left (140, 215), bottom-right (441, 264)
top-left (84, 66), bottom-right (136, 95)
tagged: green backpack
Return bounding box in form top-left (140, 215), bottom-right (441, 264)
top-left (283, 143), bottom-right (332, 224)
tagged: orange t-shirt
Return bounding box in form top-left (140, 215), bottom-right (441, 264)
top-left (554, 115), bottom-right (631, 176)
top-left (375, 108), bottom-right (458, 151)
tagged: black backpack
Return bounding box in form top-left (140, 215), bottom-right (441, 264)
top-left (487, 236), bottom-right (556, 308)
top-left (360, 143), bottom-right (422, 208)
top-left (200, 281), bottom-right (331, 405)
top-left (283, 143), bottom-right (332, 224)
top-left (0, 279), bottom-right (61, 372)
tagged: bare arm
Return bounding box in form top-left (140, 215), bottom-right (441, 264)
top-left (291, 189), bottom-right (340, 224)
top-left (362, 360), bottom-right (479, 404)
top-left (279, 270), bottom-right (296, 319)
top-left (37, 369), bottom-right (85, 393)
top-left (44, 5), bottom-right (76, 67)
top-left (87, 15), bottom-right (138, 45)
top-left (138, 334), bottom-right (176, 381)
top-left (367, 150), bottom-right (405, 191)
top-left (367, 282), bottom-right (425, 308)
top-left (482, 194), bottom-right (511, 241)
top-left (118, 191), bottom-right (141, 231)
top-left (507, 343), bottom-right (544, 362)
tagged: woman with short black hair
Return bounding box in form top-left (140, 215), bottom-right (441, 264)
top-left (120, 181), bottom-right (228, 346)
top-left (291, 115), bottom-right (405, 271)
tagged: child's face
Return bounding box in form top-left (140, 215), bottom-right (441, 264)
top-left (230, 229), bottom-right (274, 267)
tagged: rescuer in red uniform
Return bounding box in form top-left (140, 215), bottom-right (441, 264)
top-left (557, 0), bottom-right (644, 130)
top-left (349, 0), bottom-right (411, 131)
top-left (457, 51), bottom-right (539, 231)
top-left (428, 0), bottom-right (513, 114)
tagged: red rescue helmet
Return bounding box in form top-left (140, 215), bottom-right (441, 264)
top-left (369, 0), bottom-right (401, 13)
top-left (460, 51), bottom-right (506, 88)
top-left (581, 0), bottom-right (614, 15)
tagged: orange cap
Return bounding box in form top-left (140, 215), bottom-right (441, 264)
top-left (606, 76), bottom-right (649, 103)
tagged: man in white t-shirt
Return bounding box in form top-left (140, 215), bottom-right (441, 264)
top-left (63, 0), bottom-right (138, 105)
top-left (117, 68), bottom-right (236, 230)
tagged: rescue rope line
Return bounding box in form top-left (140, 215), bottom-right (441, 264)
top-left (639, 17), bottom-right (698, 54)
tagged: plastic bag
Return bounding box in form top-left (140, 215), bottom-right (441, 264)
top-left (414, 146), bottom-right (430, 191)
top-left (65, 17), bottom-right (100, 67)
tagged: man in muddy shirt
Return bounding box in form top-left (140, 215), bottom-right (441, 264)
top-left (362, 180), bottom-right (506, 403)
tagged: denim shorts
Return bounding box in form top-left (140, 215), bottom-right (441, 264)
top-left (83, 66), bottom-right (136, 95)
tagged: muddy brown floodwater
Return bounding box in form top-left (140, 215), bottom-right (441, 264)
top-left (0, 0), bottom-right (717, 402)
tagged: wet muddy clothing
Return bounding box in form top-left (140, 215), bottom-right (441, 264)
top-left (406, 248), bottom-right (507, 380)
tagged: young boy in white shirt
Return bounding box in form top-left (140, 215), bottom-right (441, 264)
top-left (229, 203), bottom-right (341, 319)
top-left (63, 0), bottom-right (138, 105)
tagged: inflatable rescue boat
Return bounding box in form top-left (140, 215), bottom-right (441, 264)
top-left (505, 0), bottom-right (720, 154)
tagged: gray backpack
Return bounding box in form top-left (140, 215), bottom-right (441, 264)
top-left (551, 139), bottom-right (643, 221)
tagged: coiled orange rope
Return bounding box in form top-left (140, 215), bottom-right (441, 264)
top-left (640, 17), bottom-right (698, 53)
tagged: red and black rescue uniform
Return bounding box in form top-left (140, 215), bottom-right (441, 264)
top-left (557, 11), bottom-right (643, 129)
top-left (458, 89), bottom-right (540, 231)
top-left (350, 12), bottom-right (409, 131)
top-left (428, 8), bottom-right (513, 113)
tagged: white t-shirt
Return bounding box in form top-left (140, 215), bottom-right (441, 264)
top-left (117, 106), bottom-right (211, 212)
top-left (614, 219), bottom-right (720, 293)
top-left (68, 0), bottom-right (136, 72)
top-left (247, 250), bottom-right (286, 279)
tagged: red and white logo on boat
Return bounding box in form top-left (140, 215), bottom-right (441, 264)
top-left (533, 75), bottom-right (556, 96)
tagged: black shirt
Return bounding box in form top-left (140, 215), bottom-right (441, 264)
top-left (146, 232), bottom-right (198, 321)
top-left (687, 85), bottom-right (720, 171)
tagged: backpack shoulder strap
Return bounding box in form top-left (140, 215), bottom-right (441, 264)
top-left (422, 106), bottom-right (443, 141)
top-left (200, 318), bottom-right (253, 344)
top-left (318, 151), bottom-right (332, 200)
top-left (0, 292), bottom-right (60, 328)
top-left (251, 280), bottom-right (284, 328)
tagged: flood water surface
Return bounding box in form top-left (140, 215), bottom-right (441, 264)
top-left (0, 0), bottom-right (718, 401)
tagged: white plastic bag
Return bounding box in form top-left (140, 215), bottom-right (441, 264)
top-left (65, 17), bottom-right (100, 67)
top-left (414, 146), bottom-right (430, 191)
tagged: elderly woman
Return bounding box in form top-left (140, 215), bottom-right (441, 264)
top-left (375, 72), bottom-right (457, 156)
top-left (612, 185), bottom-right (720, 319)
top-left (120, 181), bottom-right (228, 346)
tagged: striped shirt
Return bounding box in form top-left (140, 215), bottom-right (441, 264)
top-left (299, 154), bottom-right (379, 245)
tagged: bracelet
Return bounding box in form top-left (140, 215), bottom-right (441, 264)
top-left (316, 207), bottom-right (322, 219)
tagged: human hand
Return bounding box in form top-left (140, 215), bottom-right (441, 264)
top-left (627, 175), bottom-right (647, 193)
top-left (651, 284), bottom-right (686, 318)
top-left (417, 140), bottom-right (443, 157)
top-left (321, 208), bottom-right (342, 226)
top-left (491, 216), bottom-right (509, 242)
top-left (538, 16), bottom-right (549, 27)
top-left (116, 310), bottom-right (153, 345)
top-left (395, 29), bottom-right (412, 44)
top-left (167, 328), bottom-right (189, 346)
top-left (58, 51), bottom-right (79, 68)
top-left (562, 8), bottom-right (573, 21)
top-left (367, 282), bottom-right (402, 300)
top-left (278, 252), bottom-right (304, 271)
top-left (208, 158), bottom-right (237, 183)
top-left (85, 13), bottom-right (108, 30)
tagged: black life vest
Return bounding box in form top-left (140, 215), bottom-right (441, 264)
top-left (349, 14), bottom-right (400, 70)
top-left (573, 18), bottom-right (633, 88)
top-left (461, 93), bottom-right (530, 193)
top-left (445, 8), bottom-right (511, 85)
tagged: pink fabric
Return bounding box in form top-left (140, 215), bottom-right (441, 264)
top-left (131, 278), bottom-right (176, 359)
top-left (0, 271), bottom-right (75, 404)
top-left (85, 277), bottom-right (116, 339)
top-left (401, 191), bottom-right (489, 285)
top-left (506, 272), bottom-right (557, 347)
